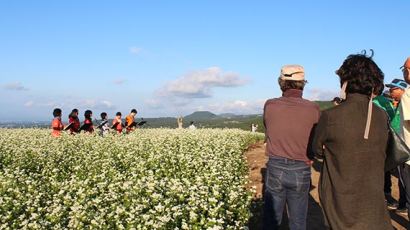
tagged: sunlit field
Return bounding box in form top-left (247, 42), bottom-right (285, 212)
top-left (0, 128), bottom-right (263, 229)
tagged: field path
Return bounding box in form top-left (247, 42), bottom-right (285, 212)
top-left (246, 142), bottom-right (408, 230)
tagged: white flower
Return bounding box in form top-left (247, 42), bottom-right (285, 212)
top-left (0, 128), bottom-right (263, 229)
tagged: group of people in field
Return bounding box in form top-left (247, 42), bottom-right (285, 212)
top-left (263, 53), bottom-right (410, 230)
top-left (51, 108), bottom-right (139, 137)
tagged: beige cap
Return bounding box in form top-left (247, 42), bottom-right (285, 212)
top-left (280, 65), bottom-right (305, 81)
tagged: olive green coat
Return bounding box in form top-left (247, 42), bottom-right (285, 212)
top-left (313, 94), bottom-right (392, 230)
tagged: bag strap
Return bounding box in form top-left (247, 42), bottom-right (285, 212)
top-left (364, 88), bottom-right (375, 140)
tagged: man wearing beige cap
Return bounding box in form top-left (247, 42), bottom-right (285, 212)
top-left (263, 65), bottom-right (320, 230)
top-left (399, 57), bottom-right (410, 222)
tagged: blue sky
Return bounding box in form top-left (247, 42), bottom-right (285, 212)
top-left (0, 1), bottom-right (409, 121)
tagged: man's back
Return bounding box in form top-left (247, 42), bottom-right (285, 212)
top-left (264, 89), bottom-right (320, 163)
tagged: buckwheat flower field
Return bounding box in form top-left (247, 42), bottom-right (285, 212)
top-left (0, 128), bottom-right (264, 229)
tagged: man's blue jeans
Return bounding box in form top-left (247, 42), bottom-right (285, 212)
top-left (263, 156), bottom-right (311, 230)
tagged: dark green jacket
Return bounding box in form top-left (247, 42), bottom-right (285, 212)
top-left (373, 95), bottom-right (401, 133)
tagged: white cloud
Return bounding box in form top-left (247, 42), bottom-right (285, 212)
top-left (144, 67), bottom-right (250, 116)
top-left (79, 99), bottom-right (116, 110)
top-left (306, 88), bottom-right (338, 101)
top-left (113, 79), bottom-right (127, 85)
top-left (159, 66), bottom-right (248, 98)
top-left (24, 101), bottom-right (34, 107)
top-left (3, 82), bottom-right (29, 91)
top-left (24, 99), bottom-right (116, 110)
top-left (129, 46), bottom-right (142, 55)
top-left (205, 99), bottom-right (265, 115)
top-left (24, 100), bottom-right (62, 108)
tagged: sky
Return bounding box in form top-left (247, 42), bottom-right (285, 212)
top-left (0, 1), bottom-right (409, 121)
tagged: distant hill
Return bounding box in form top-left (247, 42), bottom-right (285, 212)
top-left (184, 111), bottom-right (218, 121)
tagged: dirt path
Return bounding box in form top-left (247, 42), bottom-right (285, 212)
top-left (246, 143), bottom-right (408, 230)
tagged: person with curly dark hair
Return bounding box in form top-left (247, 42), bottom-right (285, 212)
top-left (313, 52), bottom-right (393, 229)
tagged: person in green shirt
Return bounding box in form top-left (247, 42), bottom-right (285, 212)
top-left (374, 78), bottom-right (408, 213)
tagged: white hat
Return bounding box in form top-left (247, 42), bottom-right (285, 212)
top-left (279, 65), bottom-right (305, 81)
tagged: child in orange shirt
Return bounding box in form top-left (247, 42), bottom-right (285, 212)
top-left (51, 108), bottom-right (64, 137)
top-left (112, 112), bottom-right (123, 134)
top-left (125, 109), bottom-right (138, 134)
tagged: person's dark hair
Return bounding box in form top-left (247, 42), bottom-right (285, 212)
top-left (336, 50), bottom-right (384, 96)
top-left (278, 79), bottom-right (306, 91)
top-left (69, 108), bottom-right (79, 118)
top-left (131, 109), bottom-right (137, 114)
top-left (101, 112), bottom-right (107, 119)
top-left (332, 97), bottom-right (343, 105)
top-left (84, 110), bottom-right (92, 120)
top-left (116, 112), bottom-right (122, 116)
top-left (190, 121), bottom-right (194, 125)
top-left (53, 108), bottom-right (62, 117)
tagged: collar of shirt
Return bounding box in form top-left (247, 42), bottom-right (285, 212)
top-left (282, 89), bottom-right (303, 98)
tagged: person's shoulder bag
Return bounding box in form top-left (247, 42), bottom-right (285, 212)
top-left (385, 122), bottom-right (410, 172)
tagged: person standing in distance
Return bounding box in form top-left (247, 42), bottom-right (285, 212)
top-left (82, 110), bottom-right (94, 133)
top-left (51, 108), bottom-right (64, 137)
top-left (113, 112), bottom-right (123, 134)
top-left (263, 65), bottom-right (320, 230)
top-left (125, 109), bottom-right (138, 134)
top-left (68, 108), bottom-right (80, 134)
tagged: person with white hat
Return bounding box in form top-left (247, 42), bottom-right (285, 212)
top-left (263, 65), bottom-right (320, 230)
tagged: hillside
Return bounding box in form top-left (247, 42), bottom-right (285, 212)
top-left (184, 111), bottom-right (218, 121)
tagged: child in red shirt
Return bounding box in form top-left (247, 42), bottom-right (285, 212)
top-left (68, 108), bottom-right (80, 134)
top-left (51, 108), bottom-right (64, 137)
top-left (112, 112), bottom-right (123, 134)
top-left (81, 110), bottom-right (94, 133)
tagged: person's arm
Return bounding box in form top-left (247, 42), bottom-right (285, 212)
top-left (263, 101), bottom-right (267, 143)
top-left (311, 111), bottom-right (328, 157)
top-left (400, 90), bottom-right (410, 130)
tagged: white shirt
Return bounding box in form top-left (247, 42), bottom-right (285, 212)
top-left (400, 87), bottom-right (410, 164)
top-left (188, 124), bottom-right (196, 130)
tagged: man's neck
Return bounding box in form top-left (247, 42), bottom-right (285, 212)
top-left (282, 89), bottom-right (303, 98)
